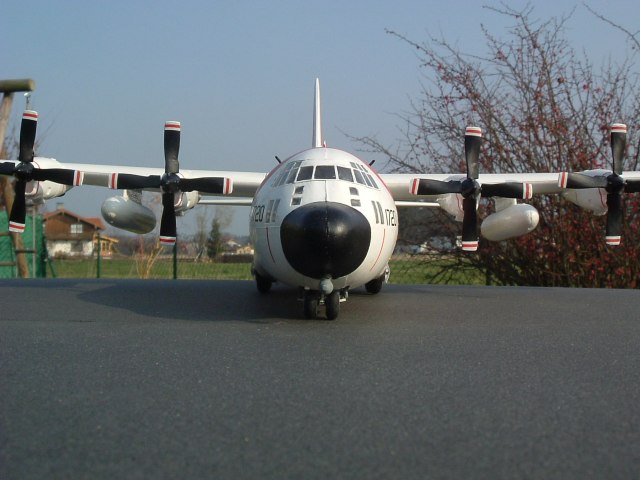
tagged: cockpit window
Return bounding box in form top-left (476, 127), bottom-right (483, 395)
top-left (285, 168), bottom-right (298, 184)
top-left (366, 174), bottom-right (378, 189)
top-left (314, 165), bottom-right (336, 179)
top-left (337, 166), bottom-right (354, 182)
top-left (287, 161), bottom-right (379, 189)
top-left (296, 166), bottom-right (314, 181)
top-left (273, 160), bottom-right (301, 187)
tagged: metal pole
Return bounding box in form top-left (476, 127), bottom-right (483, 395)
top-left (31, 205), bottom-right (36, 277)
top-left (173, 241), bottom-right (177, 279)
top-left (96, 232), bottom-right (101, 279)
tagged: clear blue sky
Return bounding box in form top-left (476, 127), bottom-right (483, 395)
top-left (2, 0), bottom-right (637, 235)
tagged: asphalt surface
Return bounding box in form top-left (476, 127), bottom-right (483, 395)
top-left (1, 279), bottom-right (639, 479)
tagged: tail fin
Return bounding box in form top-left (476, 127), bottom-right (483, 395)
top-left (312, 78), bottom-right (324, 148)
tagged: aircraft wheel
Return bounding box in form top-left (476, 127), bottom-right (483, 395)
top-left (255, 272), bottom-right (272, 294)
top-left (303, 292), bottom-right (319, 319)
top-left (325, 291), bottom-right (340, 320)
top-left (365, 275), bottom-right (384, 295)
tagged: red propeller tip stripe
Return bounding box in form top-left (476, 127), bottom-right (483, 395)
top-left (462, 241), bottom-right (478, 251)
top-left (74, 171), bottom-right (84, 186)
top-left (410, 178), bottom-right (419, 195)
top-left (22, 110), bottom-right (38, 121)
top-left (165, 121), bottom-right (181, 131)
top-left (558, 172), bottom-right (568, 188)
top-left (524, 183), bottom-right (533, 199)
top-left (606, 236), bottom-right (621, 246)
top-left (611, 124), bottom-right (627, 134)
top-left (160, 236), bottom-right (176, 245)
top-left (224, 178), bottom-right (233, 195)
top-left (9, 222), bottom-right (25, 233)
top-left (109, 173), bottom-right (118, 189)
top-left (465, 126), bottom-right (482, 137)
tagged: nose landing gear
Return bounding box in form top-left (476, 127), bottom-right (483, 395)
top-left (301, 289), bottom-right (347, 320)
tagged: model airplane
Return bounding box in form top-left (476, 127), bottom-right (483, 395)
top-left (2, 79), bottom-right (640, 319)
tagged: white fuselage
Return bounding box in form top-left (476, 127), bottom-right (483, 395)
top-left (250, 147), bottom-right (398, 291)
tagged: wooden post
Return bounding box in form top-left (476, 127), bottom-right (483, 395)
top-left (0, 95), bottom-right (29, 277)
top-left (0, 79), bottom-right (36, 278)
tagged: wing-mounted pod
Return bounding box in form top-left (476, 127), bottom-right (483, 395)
top-left (0, 111), bottom-right (83, 232)
top-left (558, 124), bottom-right (640, 245)
top-left (481, 198), bottom-right (539, 241)
top-left (107, 121), bottom-right (232, 244)
top-left (410, 127), bottom-right (533, 250)
top-left (101, 190), bottom-right (156, 234)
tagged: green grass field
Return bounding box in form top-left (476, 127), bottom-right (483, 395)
top-left (49, 255), bottom-right (485, 285)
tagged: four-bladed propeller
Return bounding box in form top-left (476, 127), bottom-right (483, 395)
top-left (558, 124), bottom-right (640, 245)
top-left (410, 127), bottom-right (533, 251)
top-left (0, 111), bottom-right (82, 232)
top-left (108, 121), bottom-right (232, 244)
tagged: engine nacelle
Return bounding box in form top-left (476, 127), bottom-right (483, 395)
top-left (101, 196), bottom-right (156, 234)
top-left (437, 193), bottom-right (464, 221)
top-left (563, 189), bottom-right (607, 215)
top-left (481, 203), bottom-right (540, 241)
top-left (174, 191), bottom-right (200, 216)
top-left (25, 181), bottom-right (70, 204)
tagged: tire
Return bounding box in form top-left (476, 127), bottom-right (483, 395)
top-left (303, 292), bottom-right (319, 319)
top-left (255, 272), bottom-right (272, 294)
top-left (325, 291), bottom-right (340, 320)
top-left (365, 275), bottom-right (384, 295)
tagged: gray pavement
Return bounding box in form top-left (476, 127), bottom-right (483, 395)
top-left (1, 279), bottom-right (640, 479)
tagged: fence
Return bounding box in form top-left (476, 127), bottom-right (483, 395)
top-left (51, 252), bottom-right (254, 280)
top-left (49, 251), bottom-right (485, 285)
top-left (0, 211), bottom-right (47, 278)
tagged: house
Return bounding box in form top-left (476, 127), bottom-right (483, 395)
top-left (43, 205), bottom-right (119, 258)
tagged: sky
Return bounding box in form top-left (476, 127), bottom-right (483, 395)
top-left (2, 0), bottom-right (638, 235)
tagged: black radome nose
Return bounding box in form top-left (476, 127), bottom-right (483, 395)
top-left (280, 202), bottom-right (371, 279)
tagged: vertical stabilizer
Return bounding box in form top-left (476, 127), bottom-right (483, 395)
top-left (312, 78), bottom-right (323, 148)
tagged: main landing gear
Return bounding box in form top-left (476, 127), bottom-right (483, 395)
top-left (254, 271), bottom-right (272, 294)
top-left (301, 289), bottom-right (346, 320)
top-left (365, 266), bottom-right (390, 295)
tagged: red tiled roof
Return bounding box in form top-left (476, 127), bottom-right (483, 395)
top-left (43, 208), bottom-right (106, 230)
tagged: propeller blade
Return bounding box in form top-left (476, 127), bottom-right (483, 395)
top-left (18, 111), bottom-right (38, 164)
top-left (164, 121), bottom-right (181, 174)
top-left (179, 177), bottom-right (232, 194)
top-left (159, 192), bottom-right (177, 245)
top-left (461, 197), bottom-right (478, 251)
top-left (606, 192), bottom-right (622, 246)
top-left (481, 182), bottom-right (533, 199)
top-left (32, 168), bottom-right (83, 186)
top-left (464, 126), bottom-right (481, 180)
top-left (624, 179), bottom-right (640, 193)
top-left (111, 173), bottom-right (162, 190)
top-left (558, 172), bottom-right (607, 189)
top-left (410, 178), bottom-right (463, 196)
top-left (610, 124), bottom-right (626, 175)
top-left (0, 162), bottom-right (16, 175)
top-left (8, 180), bottom-right (27, 233)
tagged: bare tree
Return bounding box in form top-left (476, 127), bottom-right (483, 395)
top-left (357, 5), bottom-right (640, 287)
